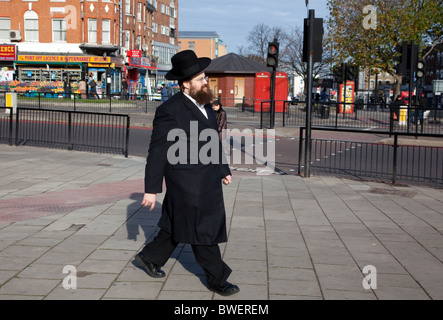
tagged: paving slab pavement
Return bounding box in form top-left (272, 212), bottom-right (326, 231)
top-left (0, 144), bottom-right (442, 301)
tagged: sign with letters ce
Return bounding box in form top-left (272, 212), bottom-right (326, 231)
top-left (0, 44), bottom-right (16, 61)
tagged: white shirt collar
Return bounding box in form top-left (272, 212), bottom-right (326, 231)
top-left (183, 92), bottom-right (208, 118)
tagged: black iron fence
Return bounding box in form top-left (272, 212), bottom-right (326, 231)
top-left (0, 91), bottom-right (162, 114)
top-left (0, 107), bottom-right (13, 146)
top-left (298, 127), bottom-right (443, 186)
top-left (10, 108), bottom-right (130, 157)
top-left (2, 90), bottom-right (442, 134)
top-left (272, 100), bottom-right (442, 135)
top-left (214, 97), bottom-right (442, 136)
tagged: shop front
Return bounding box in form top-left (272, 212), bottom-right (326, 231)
top-left (125, 50), bottom-right (157, 97)
top-left (0, 44), bottom-right (17, 86)
top-left (13, 54), bottom-right (123, 97)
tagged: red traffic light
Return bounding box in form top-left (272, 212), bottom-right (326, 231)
top-left (268, 45), bottom-right (278, 55)
top-left (267, 41), bottom-right (279, 68)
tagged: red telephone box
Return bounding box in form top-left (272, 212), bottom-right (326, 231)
top-left (254, 71), bottom-right (288, 112)
top-left (255, 72), bottom-right (270, 112)
top-left (275, 72), bottom-right (288, 112)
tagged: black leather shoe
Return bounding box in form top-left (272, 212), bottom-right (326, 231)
top-left (209, 282), bottom-right (240, 296)
top-left (134, 253), bottom-right (166, 278)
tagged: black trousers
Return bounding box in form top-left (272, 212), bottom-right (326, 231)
top-left (141, 229), bottom-right (231, 288)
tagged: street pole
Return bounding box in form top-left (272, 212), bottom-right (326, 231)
top-left (304, 9), bottom-right (315, 178)
top-left (343, 63), bottom-right (347, 119)
top-left (407, 40), bottom-right (416, 133)
top-left (270, 67), bottom-right (276, 129)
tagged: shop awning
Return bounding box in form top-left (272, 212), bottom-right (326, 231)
top-left (79, 44), bottom-right (120, 57)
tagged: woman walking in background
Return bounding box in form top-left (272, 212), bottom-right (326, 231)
top-left (211, 99), bottom-right (227, 140)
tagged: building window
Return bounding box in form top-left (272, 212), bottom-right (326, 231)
top-left (0, 18), bottom-right (11, 40)
top-left (124, 30), bottom-right (130, 49)
top-left (52, 19), bottom-right (66, 42)
top-left (125, 0), bottom-right (131, 14)
top-left (24, 10), bottom-right (39, 42)
top-left (102, 19), bottom-right (110, 44)
top-left (153, 22), bottom-right (158, 33)
top-left (137, 2), bottom-right (142, 21)
top-left (88, 19), bottom-right (97, 43)
top-left (136, 35), bottom-right (141, 50)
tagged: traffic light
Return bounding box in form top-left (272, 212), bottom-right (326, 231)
top-left (333, 63), bottom-right (344, 84)
top-left (394, 41), bottom-right (408, 76)
top-left (408, 42), bottom-right (418, 76)
top-left (266, 40), bottom-right (279, 68)
top-left (303, 16), bottom-right (324, 63)
top-left (346, 65), bottom-right (358, 81)
top-left (416, 60), bottom-right (425, 79)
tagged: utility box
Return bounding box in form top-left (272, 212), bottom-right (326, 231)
top-left (399, 105), bottom-right (408, 125)
top-left (5, 92), bottom-right (17, 114)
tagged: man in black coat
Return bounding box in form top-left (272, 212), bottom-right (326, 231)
top-left (135, 50), bottom-right (239, 296)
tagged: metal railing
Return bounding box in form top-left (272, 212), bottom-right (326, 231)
top-left (298, 127), bottom-right (443, 186)
top-left (1, 91), bottom-right (162, 114)
top-left (14, 108), bottom-right (130, 157)
top-left (280, 101), bottom-right (443, 135)
top-left (0, 107), bottom-right (13, 146)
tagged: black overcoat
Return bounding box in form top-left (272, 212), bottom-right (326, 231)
top-left (144, 92), bottom-right (231, 245)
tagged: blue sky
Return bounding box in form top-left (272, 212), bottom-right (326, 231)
top-left (178, 0), bottom-right (330, 53)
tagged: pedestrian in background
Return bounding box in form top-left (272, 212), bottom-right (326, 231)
top-left (160, 83), bottom-right (168, 101)
top-left (89, 75), bottom-right (100, 99)
top-left (121, 76), bottom-right (128, 100)
top-left (135, 50), bottom-right (239, 297)
top-left (391, 95), bottom-right (403, 121)
top-left (63, 76), bottom-right (71, 98)
top-left (211, 99), bottom-right (227, 141)
top-left (79, 79), bottom-right (87, 99)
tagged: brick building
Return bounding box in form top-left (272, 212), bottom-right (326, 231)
top-left (178, 31), bottom-right (227, 59)
top-left (204, 53), bottom-right (282, 107)
top-left (0, 0), bottom-right (179, 95)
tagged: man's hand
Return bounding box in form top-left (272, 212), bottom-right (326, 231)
top-left (222, 175), bottom-right (232, 185)
top-left (141, 193), bottom-right (157, 211)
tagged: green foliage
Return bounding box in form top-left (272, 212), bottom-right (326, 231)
top-left (326, 0), bottom-right (443, 73)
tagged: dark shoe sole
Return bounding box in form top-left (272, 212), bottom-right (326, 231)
top-left (134, 254), bottom-right (165, 278)
top-left (209, 285), bottom-right (240, 296)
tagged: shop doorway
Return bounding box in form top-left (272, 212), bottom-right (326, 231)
top-left (88, 69), bottom-right (106, 97)
top-left (234, 77), bottom-right (245, 105)
top-left (209, 77), bottom-right (218, 98)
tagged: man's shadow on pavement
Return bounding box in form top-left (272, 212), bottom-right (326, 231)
top-left (126, 193), bottom-right (207, 286)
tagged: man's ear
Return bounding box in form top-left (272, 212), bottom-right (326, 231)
top-left (182, 80), bottom-right (190, 92)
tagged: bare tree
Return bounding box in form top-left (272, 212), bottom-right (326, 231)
top-left (245, 23), bottom-right (284, 63)
top-left (240, 23), bottom-right (332, 97)
top-left (279, 26), bottom-right (332, 96)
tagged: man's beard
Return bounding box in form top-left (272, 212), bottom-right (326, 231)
top-left (189, 84), bottom-right (215, 105)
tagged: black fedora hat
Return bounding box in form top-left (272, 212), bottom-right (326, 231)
top-left (165, 50), bottom-right (211, 81)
